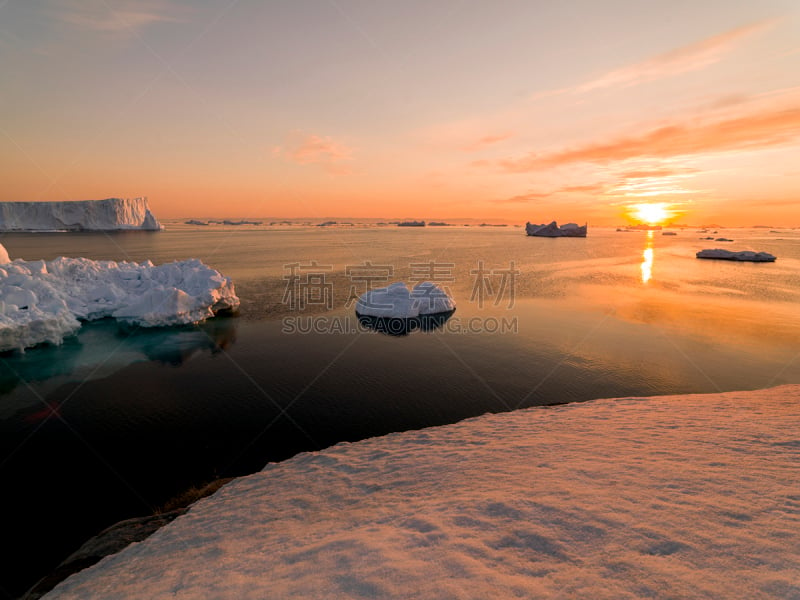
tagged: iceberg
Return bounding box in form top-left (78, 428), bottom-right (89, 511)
top-left (0, 197), bottom-right (162, 231)
top-left (355, 281), bottom-right (455, 318)
top-left (696, 249), bottom-right (776, 262)
top-left (525, 221), bottom-right (587, 237)
top-left (0, 245), bottom-right (239, 352)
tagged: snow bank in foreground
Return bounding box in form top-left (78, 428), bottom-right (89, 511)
top-left (355, 281), bottom-right (455, 317)
top-left (1, 254), bottom-right (239, 352)
top-left (46, 385), bottom-right (800, 600)
top-left (696, 248), bottom-right (776, 262)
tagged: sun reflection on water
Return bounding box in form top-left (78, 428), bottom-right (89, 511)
top-left (641, 230), bottom-right (654, 284)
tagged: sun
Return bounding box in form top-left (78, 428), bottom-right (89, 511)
top-left (631, 202), bottom-right (671, 225)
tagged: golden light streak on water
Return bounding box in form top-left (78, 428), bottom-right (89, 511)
top-left (641, 230), bottom-right (654, 283)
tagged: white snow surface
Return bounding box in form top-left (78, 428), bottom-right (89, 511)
top-left (355, 281), bottom-right (455, 317)
top-left (0, 197), bottom-right (162, 231)
top-left (696, 248), bottom-right (776, 262)
top-left (0, 255), bottom-right (239, 352)
top-left (46, 385), bottom-right (800, 600)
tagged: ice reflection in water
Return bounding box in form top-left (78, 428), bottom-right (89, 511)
top-left (0, 316), bottom-right (238, 418)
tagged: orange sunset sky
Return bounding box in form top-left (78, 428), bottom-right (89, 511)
top-left (1, 1), bottom-right (799, 225)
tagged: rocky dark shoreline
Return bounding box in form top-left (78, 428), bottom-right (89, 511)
top-left (22, 478), bottom-right (233, 599)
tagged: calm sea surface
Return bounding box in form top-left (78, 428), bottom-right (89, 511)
top-left (2, 223), bottom-right (799, 597)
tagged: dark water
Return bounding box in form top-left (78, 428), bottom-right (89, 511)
top-left (1, 225), bottom-right (799, 597)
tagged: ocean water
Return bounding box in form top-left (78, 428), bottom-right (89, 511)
top-left (1, 224), bottom-right (799, 597)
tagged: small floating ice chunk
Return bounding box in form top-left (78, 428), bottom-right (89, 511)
top-left (356, 281), bottom-right (455, 318)
top-left (696, 249), bottom-right (776, 262)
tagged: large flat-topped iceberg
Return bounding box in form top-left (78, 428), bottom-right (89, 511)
top-left (696, 249), bottom-right (776, 262)
top-left (0, 245), bottom-right (239, 352)
top-left (0, 197), bottom-right (162, 231)
top-left (355, 281), bottom-right (455, 318)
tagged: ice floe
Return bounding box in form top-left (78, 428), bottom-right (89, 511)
top-left (355, 281), bottom-right (455, 318)
top-left (0, 250), bottom-right (239, 352)
top-left (696, 249), bottom-right (776, 262)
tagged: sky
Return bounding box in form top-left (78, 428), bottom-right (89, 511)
top-left (1, 0), bottom-right (799, 225)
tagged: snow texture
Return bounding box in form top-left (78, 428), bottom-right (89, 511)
top-left (0, 255), bottom-right (239, 352)
top-left (696, 249), bottom-right (776, 262)
top-left (45, 385), bottom-right (800, 600)
top-left (355, 281), bottom-right (456, 318)
top-left (0, 198), bottom-right (162, 231)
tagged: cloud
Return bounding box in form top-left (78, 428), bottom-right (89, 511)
top-left (495, 192), bottom-right (551, 204)
top-left (557, 184), bottom-right (606, 194)
top-left (579, 21), bottom-right (773, 93)
top-left (499, 105), bottom-right (800, 172)
top-left (49, 0), bottom-right (182, 33)
top-left (273, 131), bottom-right (354, 170)
top-left (605, 166), bottom-right (702, 197)
top-left (494, 183), bottom-right (606, 204)
top-left (532, 21), bottom-right (774, 100)
top-left (462, 133), bottom-right (513, 152)
top-left (618, 167), bottom-right (696, 179)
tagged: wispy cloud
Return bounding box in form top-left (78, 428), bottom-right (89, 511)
top-left (608, 172), bottom-right (699, 198)
top-left (532, 20), bottom-right (774, 100)
top-left (499, 105), bottom-right (800, 172)
top-left (495, 183), bottom-right (606, 204)
top-left (48, 0), bottom-right (183, 34)
top-left (495, 192), bottom-right (551, 204)
top-left (558, 184), bottom-right (606, 194)
top-left (580, 21), bottom-right (773, 93)
top-left (618, 167), bottom-right (696, 179)
top-left (272, 131), bottom-right (354, 172)
top-left (462, 132), bottom-right (514, 152)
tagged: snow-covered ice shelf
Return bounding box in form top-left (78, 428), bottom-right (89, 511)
top-left (0, 244), bottom-right (239, 352)
top-left (44, 385), bottom-right (800, 600)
